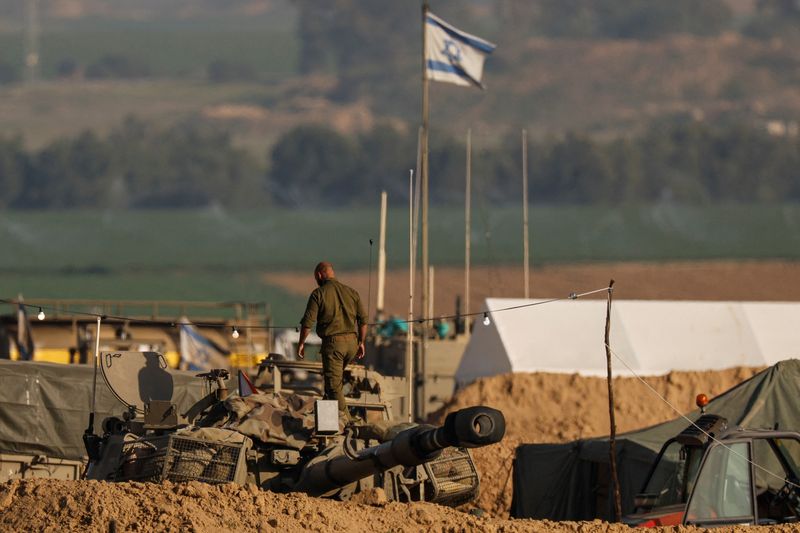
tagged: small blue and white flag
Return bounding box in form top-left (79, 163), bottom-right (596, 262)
top-left (179, 318), bottom-right (229, 371)
top-left (425, 11), bottom-right (496, 89)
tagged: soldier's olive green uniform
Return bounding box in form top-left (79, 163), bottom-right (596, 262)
top-left (300, 278), bottom-right (366, 413)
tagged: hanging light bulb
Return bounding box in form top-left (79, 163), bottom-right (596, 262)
top-left (483, 312), bottom-right (491, 326)
top-left (232, 326), bottom-right (240, 339)
top-left (37, 307), bottom-right (45, 321)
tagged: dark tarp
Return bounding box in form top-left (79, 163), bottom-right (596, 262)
top-left (0, 360), bottom-right (210, 460)
top-left (512, 358), bottom-right (800, 520)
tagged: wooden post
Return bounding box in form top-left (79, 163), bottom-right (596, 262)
top-left (605, 279), bottom-right (622, 521)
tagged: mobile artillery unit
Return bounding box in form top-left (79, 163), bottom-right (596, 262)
top-left (83, 351), bottom-right (505, 506)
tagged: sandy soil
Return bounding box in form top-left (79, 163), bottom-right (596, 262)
top-left (1, 477), bottom-right (795, 533)
top-left (265, 260), bottom-right (800, 318)
top-left (0, 366), bottom-right (780, 532)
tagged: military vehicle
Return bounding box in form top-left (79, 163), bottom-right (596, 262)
top-left (83, 351), bottom-right (505, 506)
top-left (624, 407), bottom-right (800, 527)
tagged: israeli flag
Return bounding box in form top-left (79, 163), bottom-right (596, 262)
top-left (179, 318), bottom-right (229, 371)
top-left (425, 11), bottom-right (496, 89)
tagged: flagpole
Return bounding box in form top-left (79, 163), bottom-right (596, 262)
top-left (419, 0), bottom-right (430, 422)
top-left (464, 128), bottom-right (472, 334)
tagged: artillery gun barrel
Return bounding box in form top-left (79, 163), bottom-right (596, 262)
top-left (294, 406), bottom-right (505, 496)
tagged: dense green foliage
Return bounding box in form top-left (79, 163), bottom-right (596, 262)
top-left (4, 118), bottom-right (800, 208)
top-left (6, 119), bottom-right (264, 209)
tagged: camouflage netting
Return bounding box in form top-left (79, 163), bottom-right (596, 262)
top-left (222, 392), bottom-right (319, 450)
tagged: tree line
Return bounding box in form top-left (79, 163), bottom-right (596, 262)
top-left (1, 117), bottom-right (799, 209)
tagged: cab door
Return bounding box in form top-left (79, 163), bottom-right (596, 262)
top-left (685, 441), bottom-right (755, 527)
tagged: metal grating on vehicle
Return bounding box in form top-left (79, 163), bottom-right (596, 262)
top-left (423, 447), bottom-right (479, 507)
top-left (115, 434), bottom-right (244, 484)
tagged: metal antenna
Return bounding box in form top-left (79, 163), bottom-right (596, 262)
top-left (367, 238), bottom-right (374, 327)
top-left (82, 316), bottom-right (103, 467)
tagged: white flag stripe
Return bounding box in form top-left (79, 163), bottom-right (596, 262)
top-left (426, 13), bottom-right (495, 54)
top-left (425, 11), bottom-right (496, 88)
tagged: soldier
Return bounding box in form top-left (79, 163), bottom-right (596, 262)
top-left (298, 261), bottom-right (367, 419)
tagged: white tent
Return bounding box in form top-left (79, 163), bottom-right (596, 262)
top-left (455, 299), bottom-right (800, 385)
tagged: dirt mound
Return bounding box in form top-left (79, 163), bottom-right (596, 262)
top-left (431, 367), bottom-right (764, 517)
top-left (0, 478), bottom-right (690, 533)
top-left (1, 477), bottom-right (794, 533)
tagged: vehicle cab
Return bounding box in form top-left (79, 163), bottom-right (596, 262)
top-left (624, 413), bottom-right (800, 527)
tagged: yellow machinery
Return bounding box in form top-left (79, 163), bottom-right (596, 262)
top-left (0, 298), bottom-right (271, 369)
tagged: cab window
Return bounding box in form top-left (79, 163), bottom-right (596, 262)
top-left (686, 442), bottom-right (753, 524)
top-left (640, 440), bottom-right (703, 508)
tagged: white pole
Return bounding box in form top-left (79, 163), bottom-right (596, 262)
top-left (428, 265), bottom-right (435, 321)
top-left (88, 316), bottom-right (102, 433)
top-left (465, 129), bottom-right (472, 334)
top-left (522, 129), bottom-right (530, 299)
top-left (421, 264), bottom-right (433, 418)
top-left (377, 191), bottom-right (388, 318)
top-left (407, 170), bottom-right (415, 423)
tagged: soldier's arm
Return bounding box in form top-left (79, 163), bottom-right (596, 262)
top-left (355, 293), bottom-right (367, 359)
top-left (298, 292), bottom-right (319, 359)
top-left (297, 326), bottom-right (312, 359)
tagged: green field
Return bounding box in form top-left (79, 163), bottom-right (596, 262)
top-left (0, 13), bottom-right (299, 78)
top-left (0, 205), bottom-right (798, 323)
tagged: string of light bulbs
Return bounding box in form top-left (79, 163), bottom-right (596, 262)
top-left (0, 285), bottom-right (611, 339)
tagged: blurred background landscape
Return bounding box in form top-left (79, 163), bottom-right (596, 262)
top-left (1, 0), bottom-right (799, 322)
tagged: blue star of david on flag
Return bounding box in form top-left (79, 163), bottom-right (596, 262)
top-left (442, 40), bottom-right (462, 63)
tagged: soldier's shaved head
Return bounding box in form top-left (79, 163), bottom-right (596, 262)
top-left (314, 262), bottom-right (335, 285)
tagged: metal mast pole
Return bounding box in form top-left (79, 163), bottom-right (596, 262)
top-left (407, 172), bottom-right (415, 422)
top-left (522, 129), bottom-right (530, 299)
top-left (465, 129), bottom-right (472, 333)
